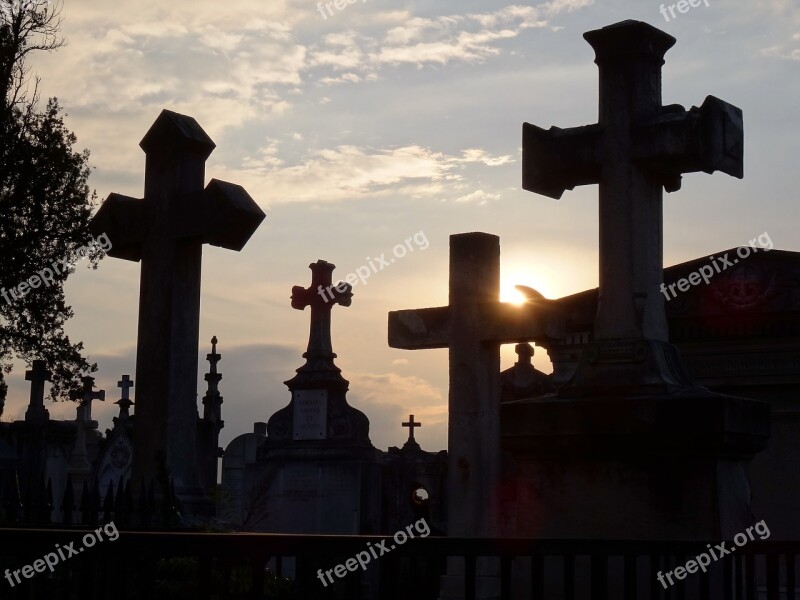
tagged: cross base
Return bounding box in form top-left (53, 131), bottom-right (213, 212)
top-left (556, 339), bottom-right (697, 400)
top-left (24, 405), bottom-right (49, 424)
top-left (502, 390), bottom-right (769, 539)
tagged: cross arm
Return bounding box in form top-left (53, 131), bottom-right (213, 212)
top-left (634, 96), bottom-right (744, 191)
top-left (522, 123), bottom-right (603, 199)
top-left (177, 179), bottom-right (266, 250)
top-left (388, 302), bottom-right (564, 349)
top-left (388, 307), bottom-right (451, 349)
top-left (89, 193), bottom-right (145, 261)
top-left (487, 302), bottom-right (564, 343)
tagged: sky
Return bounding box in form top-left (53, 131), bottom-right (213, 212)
top-left (2, 0), bottom-right (798, 456)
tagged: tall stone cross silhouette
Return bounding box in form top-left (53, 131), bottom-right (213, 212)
top-left (388, 233), bottom-right (562, 537)
top-left (523, 20), bottom-right (744, 394)
top-left (24, 360), bottom-right (51, 423)
top-left (289, 260), bottom-right (353, 384)
top-left (91, 109), bottom-right (265, 499)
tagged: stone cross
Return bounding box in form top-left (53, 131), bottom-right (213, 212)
top-left (67, 377), bottom-right (103, 477)
top-left (70, 376), bottom-right (105, 425)
top-left (24, 360), bottom-right (51, 423)
top-left (289, 260), bottom-right (352, 383)
top-left (90, 110), bottom-right (265, 498)
top-left (402, 414), bottom-right (421, 441)
top-left (116, 375), bottom-right (134, 420)
top-left (523, 20), bottom-right (744, 345)
top-left (388, 233), bottom-right (562, 537)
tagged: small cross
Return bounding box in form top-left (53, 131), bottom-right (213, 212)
top-left (402, 414), bottom-right (422, 441)
top-left (25, 360), bottom-right (51, 423)
top-left (116, 375), bottom-right (134, 419)
top-left (118, 375), bottom-right (134, 400)
top-left (70, 376), bottom-right (105, 423)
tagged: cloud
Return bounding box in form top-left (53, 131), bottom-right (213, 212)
top-left (346, 371), bottom-right (447, 450)
top-left (216, 143), bottom-right (513, 205)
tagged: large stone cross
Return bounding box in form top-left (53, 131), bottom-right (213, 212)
top-left (24, 360), bottom-right (51, 423)
top-left (523, 20), bottom-right (744, 345)
top-left (90, 110), bottom-right (265, 498)
top-left (388, 233), bottom-right (562, 537)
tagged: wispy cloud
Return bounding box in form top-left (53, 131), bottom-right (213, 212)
top-left (217, 143), bottom-right (513, 205)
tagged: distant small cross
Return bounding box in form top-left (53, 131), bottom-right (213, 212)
top-left (116, 375), bottom-right (134, 419)
top-left (402, 414), bottom-right (422, 441)
top-left (25, 360), bottom-right (51, 423)
top-left (118, 375), bottom-right (134, 400)
top-left (71, 376), bottom-right (105, 423)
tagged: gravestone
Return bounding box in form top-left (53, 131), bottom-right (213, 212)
top-left (388, 234), bottom-right (562, 599)
top-left (24, 361), bottom-right (50, 424)
top-left (95, 375), bottom-right (135, 500)
top-left (67, 377), bottom-right (105, 489)
top-left (389, 233), bottom-right (562, 538)
top-left (225, 261), bottom-right (381, 537)
top-left (503, 20), bottom-right (769, 540)
top-left (91, 109), bottom-right (265, 512)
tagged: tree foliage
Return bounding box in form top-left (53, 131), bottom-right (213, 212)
top-left (0, 0), bottom-right (100, 408)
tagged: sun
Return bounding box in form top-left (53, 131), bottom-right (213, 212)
top-left (502, 286), bottom-right (529, 306)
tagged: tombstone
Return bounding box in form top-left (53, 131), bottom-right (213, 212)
top-left (218, 422), bottom-right (266, 526)
top-left (24, 361), bottom-right (51, 424)
top-left (388, 233), bottom-right (562, 599)
top-left (221, 261), bottom-right (383, 538)
top-left (388, 234), bottom-right (562, 538)
top-left (385, 416), bottom-right (448, 536)
top-left (95, 375), bottom-right (135, 501)
top-left (91, 109), bottom-right (265, 513)
top-left (502, 20), bottom-right (769, 540)
top-left (67, 377), bottom-right (105, 491)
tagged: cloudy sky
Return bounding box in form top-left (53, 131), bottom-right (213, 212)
top-left (2, 0), bottom-right (798, 456)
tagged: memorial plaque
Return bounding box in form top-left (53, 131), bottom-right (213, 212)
top-left (293, 390), bottom-right (327, 440)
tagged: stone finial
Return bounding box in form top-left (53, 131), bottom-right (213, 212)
top-left (202, 336), bottom-right (223, 430)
